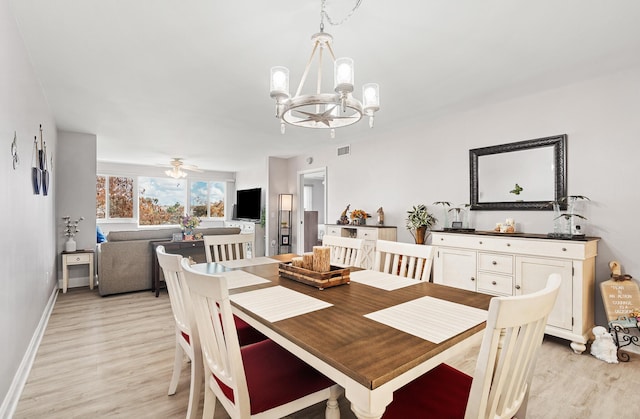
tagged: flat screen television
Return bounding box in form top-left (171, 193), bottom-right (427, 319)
top-left (235, 187), bottom-right (261, 221)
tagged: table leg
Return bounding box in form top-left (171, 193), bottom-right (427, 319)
top-left (89, 254), bottom-right (94, 290)
top-left (345, 382), bottom-right (391, 419)
top-left (62, 259), bottom-right (68, 293)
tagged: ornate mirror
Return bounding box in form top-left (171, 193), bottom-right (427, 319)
top-left (470, 134), bottom-right (567, 210)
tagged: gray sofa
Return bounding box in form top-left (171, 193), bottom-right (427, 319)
top-left (97, 227), bottom-right (240, 296)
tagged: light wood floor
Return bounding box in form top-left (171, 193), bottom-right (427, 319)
top-left (15, 287), bottom-right (640, 418)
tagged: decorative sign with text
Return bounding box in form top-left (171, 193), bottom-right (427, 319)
top-left (600, 279), bottom-right (640, 322)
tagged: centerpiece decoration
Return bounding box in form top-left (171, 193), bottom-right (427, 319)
top-left (180, 214), bottom-right (201, 240)
top-left (350, 209), bottom-right (369, 225)
top-left (63, 216), bottom-right (85, 252)
top-left (406, 204), bottom-right (437, 244)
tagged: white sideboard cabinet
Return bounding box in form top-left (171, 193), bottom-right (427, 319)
top-left (432, 231), bottom-right (598, 354)
top-left (325, 224), bottom-right (397, 269)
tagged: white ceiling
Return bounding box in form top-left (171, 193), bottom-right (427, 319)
top-left (10, 0), bottom-right (640, 172)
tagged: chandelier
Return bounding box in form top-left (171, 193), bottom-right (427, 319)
top-left (270, 0), bottom-right (379, 137)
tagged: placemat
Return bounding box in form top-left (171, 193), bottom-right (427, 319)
top-left (230, 286), bottom-right (332, 322)
top-left (364, 296), bottom-right (487, 343)
top-left (350, 269), bottom-right (422, 291)
top-left (219, 257), bottom-right (280, 269)
top-left (223, 270), bottom-right (271, 289)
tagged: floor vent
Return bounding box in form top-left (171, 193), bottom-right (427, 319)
top-left (337, 145), bottom-right (351, 156)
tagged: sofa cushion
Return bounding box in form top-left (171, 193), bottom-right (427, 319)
top-left (107, 228), bottom-right (181, 242)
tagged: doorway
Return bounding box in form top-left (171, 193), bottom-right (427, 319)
top-left (297, 167), bottom-right (327, 254)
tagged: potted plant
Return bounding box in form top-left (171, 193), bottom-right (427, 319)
top-left (406, 204), bottom-right (437, 244)
top-left (550, 195), bottom-right (590, 237)
top-left (180, 214), bottom-right (201, 240)
top-left (350, 209), bottom-right (370, 225)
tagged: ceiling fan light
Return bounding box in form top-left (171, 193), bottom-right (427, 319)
top-left (165, 168), bottom-right (187, 179)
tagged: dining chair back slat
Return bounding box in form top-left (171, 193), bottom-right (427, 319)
top-left (204, 233), bottom-right (255, 263)
top-left (373, 240), bottom-right (434, 281)
top-left (322, 235), bottom-right (365, 268)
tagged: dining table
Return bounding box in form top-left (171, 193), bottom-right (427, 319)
top-left (191, 254), bottom-right (493, 419)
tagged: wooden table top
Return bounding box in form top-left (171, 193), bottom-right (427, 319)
top-left (196, 254), bottom-right (493, 390)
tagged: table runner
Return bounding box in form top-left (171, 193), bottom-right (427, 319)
top-left (364, 296), bottom-right (487, 343)
top-left (219, 257), bottom-right (280, 269)
top-left (230, 286), bottom-right (332, 322)
top-left (349, 269), bottom-right (422, 291)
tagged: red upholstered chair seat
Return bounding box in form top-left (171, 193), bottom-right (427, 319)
top-left (182, 315), bottom-right (265, 347)
top-left (382, 363), bottom-right (472, 419)
top-left (234, 315), bottom-right (267, 346)
top-left (213, 339), bottom-right (334, 415)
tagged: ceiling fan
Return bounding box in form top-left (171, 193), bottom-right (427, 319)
top-left (163, 158), bottom-right (202, 179)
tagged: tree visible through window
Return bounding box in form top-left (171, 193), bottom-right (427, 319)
top-left (96, 175), bottom-right (134, 219)
top-left (190, 181), bottom-right (226, 218)
top-left (139, 177), bottom-right (186, 226)
top-left (97, 175), bottom-right (226, 225)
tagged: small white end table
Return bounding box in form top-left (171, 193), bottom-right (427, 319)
top-left (61, 250), bottom-right (94, 293)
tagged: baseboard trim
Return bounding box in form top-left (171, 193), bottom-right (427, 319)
top-left (0, 287), bottom-right (58, 418)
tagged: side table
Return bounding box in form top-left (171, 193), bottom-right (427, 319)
top-left (151, 240), bottom-right (205, 297)
top-left (61, 250), bottom-right (95, 293)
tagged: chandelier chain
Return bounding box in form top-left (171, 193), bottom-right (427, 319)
top-left (321, 0), bottom-right (363, 28)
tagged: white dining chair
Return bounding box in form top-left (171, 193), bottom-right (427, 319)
top-left (322, 235), bottom-right (365, 268)
top-left (204, 232), bottom-right (255, 263)
top-left (181, 259), bottom-right (341, 419)
top-left (156, 247), bottom-right (266, 418)
top-left (382, 273), bottom-right (562, 419)
top-left (156, 246), bottom-right (202, 419)
top-left (373, 239), bottom-right (435, 281)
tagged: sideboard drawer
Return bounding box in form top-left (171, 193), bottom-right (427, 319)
top-left (326, 227), bottom-right (341, 236)
top-left (477, 272), bottom-right (513, 296)
top-left (478, 253), bottom-right (513, 275)
top-left (357, 228), bottom-right (378, 241)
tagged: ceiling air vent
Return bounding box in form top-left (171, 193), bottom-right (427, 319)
top-left (337, 145), bottom-right (351, 156)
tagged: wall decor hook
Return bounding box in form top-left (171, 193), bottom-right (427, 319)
top-left (11, 131), bottom-right (19, 169)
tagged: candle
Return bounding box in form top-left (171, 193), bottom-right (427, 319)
top-left (312, 246), bottom-right (331, 272)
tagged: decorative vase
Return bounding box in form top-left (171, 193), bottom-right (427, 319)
top-left (552, 203), bottom-right (563, 234)
top-left (65, 237), bottom-right (76, 252)
top-left (414, 226), bottom-right (428, 244)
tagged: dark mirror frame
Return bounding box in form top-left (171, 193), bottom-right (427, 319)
top-left (470, 134), bottom-right (567, 211)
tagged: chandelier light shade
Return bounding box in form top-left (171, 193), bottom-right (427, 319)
top-left (269, 0), bottom-right (379, 136)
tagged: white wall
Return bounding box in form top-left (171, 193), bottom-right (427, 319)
top-left (0, 0), bottom-right (57, 412)
top-left (56, 131), bottom-right (96, 287)
top-left (288, 66), bottom-right (640, 327)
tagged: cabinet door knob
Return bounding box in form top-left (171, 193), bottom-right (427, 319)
top-left (479, 241), bottom-right (483, 245)
top-left (440, 237), bottom-right (444, 241)
top-left (515, 285), bottom-right (521, 290)
top-left (492, 261), bottom-right (497, 265)
top-left (471, 277), bottom-right (475, 281)
top-left (492, 281), bottom-right (497, 285)
top-left (507, 243), bottom-right (511, 247)
top-left (562, 247), bottom-right (567, 251)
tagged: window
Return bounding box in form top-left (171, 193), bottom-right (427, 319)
top-left (139, 177), bottom-right (186, 226)
top-left (190, 181), bottom-right (226, 219)
top-left (97, 174), bottom-right (227, 225)
top-left (96, 175), bottom-right (134, 219)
